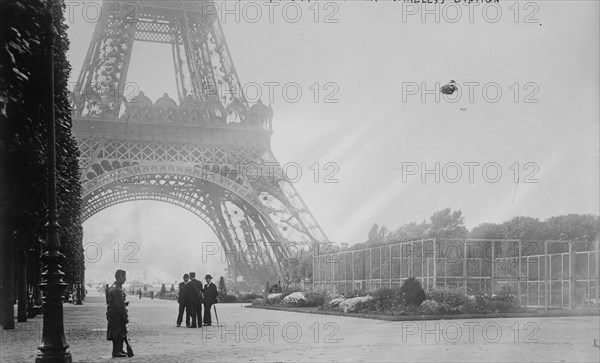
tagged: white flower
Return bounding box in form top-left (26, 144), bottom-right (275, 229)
top-left (283, 292), bottom-right (307, 306)
top-left (329, 297), bottom-right (345, 308)
top-left (267, 293), bottom-right (283, 300)
top-left (338, 296), bottom-right (374, 313)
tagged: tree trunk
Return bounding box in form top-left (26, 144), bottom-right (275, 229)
top-left (34, 244), bottom-right (43, 306)
top-left (17, 242), bottom-right (27, 322)
top-left (1, 233), bottom-right (15, 329)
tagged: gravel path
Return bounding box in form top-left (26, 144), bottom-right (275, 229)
top-left (1, 295), bottom-right (599, 362)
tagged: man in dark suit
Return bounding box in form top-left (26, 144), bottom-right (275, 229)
top-left (186, 272), bottom-right (204, 328)
top-left (203, 274), bottom-right (219, 326)
top-left (176, 273), bottom-right (190, 327)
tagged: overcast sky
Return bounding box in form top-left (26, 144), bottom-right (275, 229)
top-left (66, 1), bottom-right (599, 281)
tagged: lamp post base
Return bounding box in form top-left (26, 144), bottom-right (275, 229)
top-left (35, 351), bottom-right (72, 363)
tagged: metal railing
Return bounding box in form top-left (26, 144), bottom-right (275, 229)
top-left (313, 238), bottom-right (600, 310)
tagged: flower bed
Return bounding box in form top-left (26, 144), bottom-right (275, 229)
top-left (337, 296), bottom-right (374, 313)
top-left (251, 282), bottom-right (524, 317)
top-left (320, 286), bottom-right (523, 316)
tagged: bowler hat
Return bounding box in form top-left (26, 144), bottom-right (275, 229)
top-left (205, 274), bottom-right (212, 279)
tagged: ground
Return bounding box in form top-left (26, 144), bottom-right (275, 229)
top-left (1, 292), bottom-right (599, 362)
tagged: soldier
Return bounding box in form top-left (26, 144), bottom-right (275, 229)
top-left (186, 272), bottom-right (204, 328)
top-left (106, 269), bottom-right (129, 358)
top-left (203, 275), bottom-right (219, 326)
top-left (176, 274), bottom-right (190, 327)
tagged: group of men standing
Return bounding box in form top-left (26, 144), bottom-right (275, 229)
top-left (176, 272), bottom-right (219, 328)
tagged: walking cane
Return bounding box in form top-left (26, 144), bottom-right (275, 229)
top-left (213, 304), bottom-right (220, 326)
top-left (124, 335), bottom-right (134, 357)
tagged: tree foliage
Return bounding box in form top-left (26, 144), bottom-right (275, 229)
top-left (218, 276), bottom-right (227, 295)
top-left (281, 248), bottom-right (313, 286)
top-left (1, 0), bottom-right (84, 325)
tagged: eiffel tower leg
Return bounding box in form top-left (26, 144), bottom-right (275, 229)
top-left (74, 1), bottom-right (136, 119)
top-left (72, 1), bottom-right (329, 286)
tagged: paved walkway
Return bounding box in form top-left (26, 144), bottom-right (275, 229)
top-left (1, 296), bottom-right (599, 362)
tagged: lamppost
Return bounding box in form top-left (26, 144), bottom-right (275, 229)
top-left (74, 263), bottom-right (83, 305)
top-left (36, 1), bottom-right (72, 362)
top-left (74, 242), bottom-right (83, 305)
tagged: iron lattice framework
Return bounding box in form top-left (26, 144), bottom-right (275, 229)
top-left (72, 0), bottom-right (329, 279)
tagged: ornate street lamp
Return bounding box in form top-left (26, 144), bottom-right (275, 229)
top-left (36, 1), bottom-right (72, 361)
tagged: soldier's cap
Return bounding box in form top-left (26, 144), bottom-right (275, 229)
top-left (189, 272), bottom-right (196, 278)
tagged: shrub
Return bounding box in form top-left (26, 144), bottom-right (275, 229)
top-left (420, 300), bottom-right (439, 314)
top-left (281, 287), bottom-right (304, 299)
top-left (328, 297), bottom-right (345, 309)
top-left (282, 292), bottom-right (307, 307)
top-left (159, 292), bottom-right (178, 300)
top-left (399, 278), bottom-right (426, 306)
top-left (266, 293), bottom-right (283, 305)
top-left (219, 294), bottom-right (238, 303)
top-left (371, 288), bottom-right (404, 312)
top-left (468, 293), bottom-right (519, 313)
top-left (338, 296), bottom-right (374, 313)
top-left (269, 283), bottom-right (282, 293)
top-left (304, 292), bottom-right (327, 307)
top-left (343, 290), bottom-right (368, 298)
top-left (426, 288), bottom-right (469, 312)
top-left (238, 293), bottom-right (262, 303)
top-left (438, 302), bottom-right (450, 313)
top-left (251, 298), bottom-right (265, 306)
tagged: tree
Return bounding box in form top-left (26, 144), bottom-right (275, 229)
top-left (160, 284), bottom-right (167, 297)
top-left (469, 222), bottom-right (503, 239)
top-left (499, 216), bottom-right (544, 241)
top-left (281, 247), bottom-right (314, 287)
top-left (391, 221), bottom-right (428, 242)
top-left (218, 276), bottom-right (227, 295)
top-left (543, 214), bottom-right (599, 242)
top-left (426, 208), bottom-right (468, 239)
top-left (367, 223), bottom-right (380, 243)
top-left (170, 284), bottom-right (175, 292)
top-left (1, 0), bottom-right (84, 328)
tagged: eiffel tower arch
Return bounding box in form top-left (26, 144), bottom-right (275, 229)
top-left (71, 0), bottom-right (329, 280)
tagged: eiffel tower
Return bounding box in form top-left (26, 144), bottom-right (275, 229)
top-left (71, 0), bottom-right (329, 280)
